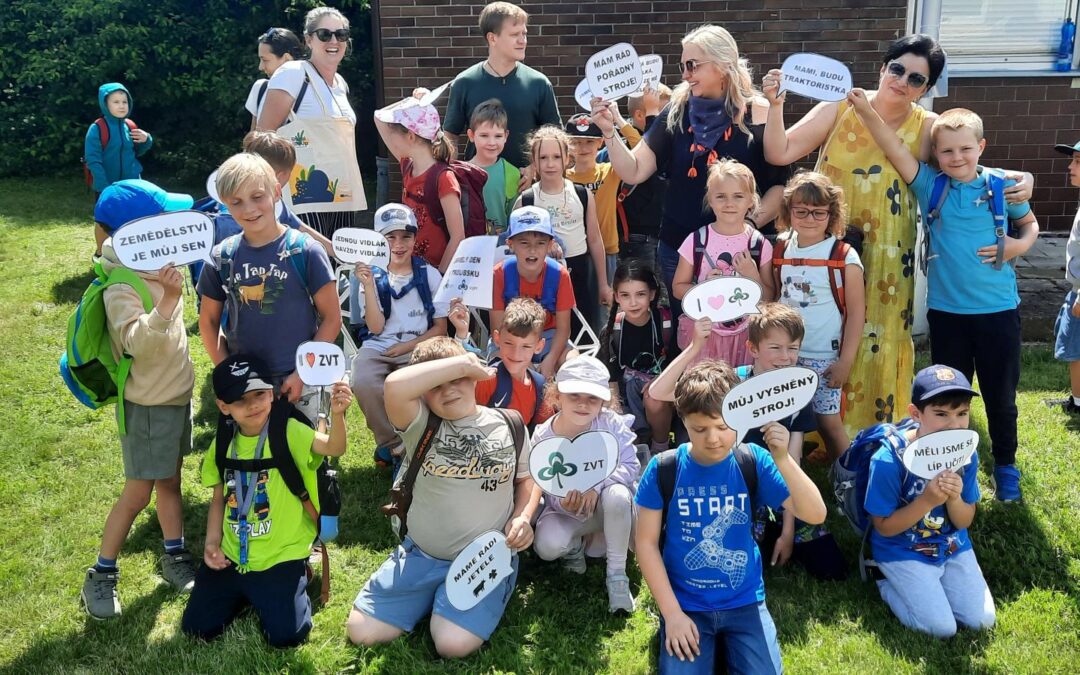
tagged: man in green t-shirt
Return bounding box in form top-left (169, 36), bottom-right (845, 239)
top-left (442, 2), bottom-right (560, 174)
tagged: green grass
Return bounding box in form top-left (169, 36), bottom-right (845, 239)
top-left (1, 177), bottom-right (1078, 673)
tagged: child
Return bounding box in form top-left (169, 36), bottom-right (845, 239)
top-left (81, 234), bottom-right (195, 620)
top-left (849, 93), bottom-right (1039, 502)
top-left (1053, 139), bottom-right (1080, 415)
top-left (375, 98), bottom-right (465, 272)
top-left (85, 83), bottom-right (152, 195)
top-left (532, 355), bottom-right (640, 613)
top-left (672, 159), bottom-right (775, 368)
top-left (516, 125), bottom-right (612, 331)
top-left (92, 179), bottom-right (193, 257)
top-left (615, 87), bottom-right (668, 274)
top-left (492, 206), bottom-right (576, 379)
top-left (565, 109), bottom-right (641, 284)
top-left (635, 357), bottom-right (826, 672)
top-left (197, 153), bottom-right (341, 423)
top-left (466, 99), bottom-right (520, 238)
top-left (347, 338), bottom-right (537, 659)
top-left (181, 355), bottom-right (350, 647)
top-left (864, 364), bottom-right (996, 638)
top-left (773, 171), bottom-right (865, 461)
top-left (598, 260), bottom-right (674, 456)
top-left (349, 203), bottom-right (449, 468)
top-left (451, 296), bottom-right (555, 428)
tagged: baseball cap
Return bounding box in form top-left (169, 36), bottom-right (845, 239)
top-left (374, 99), bottom-right (441, 141)
top-left (911, 365), bottom-right (979, 406)
top-left (94, 179), bottom-right (194, 234)
top-left (555, 355), bottom-right (611, 401)
top-left (506, 206), bottom-right (553, 239)
top-left (374, 202), bottom-right (418, 235)
top-left (213, 354), bottom-right (274, 404)
top-left (565, 113), bottom-right (603, 138)
top-left (1054, 140), bottom-right (1080, 156)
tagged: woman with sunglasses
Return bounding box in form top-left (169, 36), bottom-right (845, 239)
top-left (761, 34), bottom-right (1031, 438)
top-left (245, 28), bottom-right (304, 129)
top-left (257, 6), bottom-right (367, 238)
top-left (593, 25), bottom-right (791, 325)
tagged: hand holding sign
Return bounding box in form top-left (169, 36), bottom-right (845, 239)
top-left (901, 429), bottom-right (979, 480)
top-left (332, 228), bottom-right (391, 268)
top-left (586, 43), bottom-right (643, 102)
top-left (779, 53), bottom-right (852, 102)
top-left (529, 431), bottom-right (620, 498)
top-left (445, 531), bottom-right (515, 611)
top-left (682, 277), bottom-right (763, 324)
top-left (434, 236), bottom-right (497, 309)
top-left (112, 211), bottom-right (215, 271)
top-left (295, 341), bottom-right (346, 387)
top-left (722, 367), bottom-right (819, 444)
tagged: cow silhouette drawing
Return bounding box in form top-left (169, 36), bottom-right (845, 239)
top-left (473, 579), bottom-right (487, 597)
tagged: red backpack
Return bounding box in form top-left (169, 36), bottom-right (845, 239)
top-left (82, 117), bottom-right (138, 188)
top-left (403, 159), bottom-right (489, 238)
top-left (772, 234), bottom-right (854, 351)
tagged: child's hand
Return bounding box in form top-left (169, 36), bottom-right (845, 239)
top-left (705, 267), bottom-right (725, 280)
top-left (158, 263), bottom-right (183, 299)
top-left (977, 236), bottom-right (1030, 265)
top-left (411, 87), bottom-right (430, 100)
top-left (732, 251), bottom-right (760, 280)
top-left (590, 97), bottom-right (616, 136)
top-left (448, 298), bottom-right (470, 337)
top-left (382, 342), bottom-right (412, 359)
top-left (548, 240), bottom-right (564, 260)
top-left (762, 68), bottom-right (784, 107)
top-left (328, 381), bottom-right (353, 415)
top-left (771, 527), bottom-right (794, 567)
top-left (609, 99), bottom-right (628, 129)
top-left (761, 422), bottom-right (791, 460)
top-left (846, 88), bottom-right (872, 114)
top-left (504, 513), bottom-right (534, 552)
top-left (517, 166), bottom-right (536, 192)
top-left (354, 262), bottom-right (375, 288)
top-left (130, 128), bottom-right (149, 144)
top-left (538, 354), bottom-right (557, 381)
top-left (937, 470), bottom-right (964, 502)
top-left (281, 371), bottom-right (304, 403)
top-left (662, 609), bottom-right (701, 662)
top-left (570, 489), bottom-right (600, 518)
top-left (600, 284), bottom-right (614, 307)
top-left (560, 490), bottom-right (582, 513)
top-left (1003, 172), bottom-right (1033, 203)
top-left (690, 317), bottom-right (712, 350)
top-left (920, 474), bottom-right (951, 507)
top-left (823, 358), bottom-right (853, 389)
top-left (204, 542), bottom-right (231, 570)
top-left (1072, 296), bottom-right (1080, 319)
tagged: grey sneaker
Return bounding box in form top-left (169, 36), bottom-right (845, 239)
top-left (606, 574), bottom-right (635, 613)
top-left (160, 551), bottom-right (197, 593)
top-left (82, 567), bottom-right (121, 619)
top-left (562, 542), bottom-right (587, 575)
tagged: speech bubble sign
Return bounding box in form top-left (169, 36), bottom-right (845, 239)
top-left (780, 53), bottom-right (853, 102)
top-left (294, 341), bottom-right (346, 387)
top-left (575, 78), bottom-right (594, 111)
top-left (722, 367), bottom-right (819, 445)
top-left (529, 431), bottom-right (620, 498)
top-left (682, 277), bottom-right (764, 324)
top-left (586, 42), bottom-right (643, 102)
top-left (332, 228), bottom-right (391, 268)
top-left (901, 429), bottom-right (979, 480)
top-left (434, 235), bottom-right (498, 309)
top-left (445, 530), bottom-right (515, 611)
top-left (639, 54), bottom-right (663, 91)
top-left (112, 211), bottom-right (215, 272)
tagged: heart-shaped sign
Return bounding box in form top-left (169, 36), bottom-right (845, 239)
top-left (901, 429), bottom-right (979, 480)
top-left (295, 341), bottom-right (346, 387)
top-left (529, 430), bottom-right (620, 498)
top-left (682, 277), bottom-right (763, 324)
top-left (445, 530), bottom-right (515, 611)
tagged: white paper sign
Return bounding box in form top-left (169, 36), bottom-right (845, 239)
top-left (434, 236), bottom-right (497, 309)
top-left (529, 431), bottom-right (620, 498)
top-left (445, 530), bottom-right (515, 611)
top-left (586, 43), bottom-right (643, 102)
top-left (682, 277), bottom-right (763, 324)
top-left (574, 78), bottom-right (594, 111)
top-left (294, 341), bottom-right (346, 387)
top-left (780, 53), bottom-right (853, 102)
top-left (722, 367), bottom-right (819, 444)
top-left (901, 429), bottom-right (979, 480)
top-left (112, 211), bottom-right (215, 271)
top-left (332, 228), bottom-right (391, 268)
top-left (638, 54), bottom-right (663, 91)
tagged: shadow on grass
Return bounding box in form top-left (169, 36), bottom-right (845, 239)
top-left (51, 268), bottom-right (97, 305)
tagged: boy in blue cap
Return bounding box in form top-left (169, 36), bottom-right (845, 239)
top-left (92, 179), bottom-right (193, 257)
top-left (1052, 140), bottom-right (1080, 415)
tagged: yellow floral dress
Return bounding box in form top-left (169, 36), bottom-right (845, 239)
top-left (817, 101), bottom-right (928, 437)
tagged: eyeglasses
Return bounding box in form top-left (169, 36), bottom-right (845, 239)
top-left (791, 206), bottom-right (832, 221)
top-left (680, 59), bottom-right (716, 75)
top-left (885, 61), bottom-right (928, 89)
top-left (310, 28), bottom-right (350, 43)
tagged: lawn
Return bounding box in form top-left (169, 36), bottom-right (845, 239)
top-left (1, 177), bottom-right (1078, 674)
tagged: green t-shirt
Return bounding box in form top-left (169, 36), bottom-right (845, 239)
top-left (475, 158), bottom-right (520, 235)
top-left (202, 418), bottom-right (320, 572)
top-left (443, 62), bottom-right (561, 168)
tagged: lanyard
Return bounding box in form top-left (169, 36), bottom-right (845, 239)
top-left (231, 423), bottom-right (269, 565)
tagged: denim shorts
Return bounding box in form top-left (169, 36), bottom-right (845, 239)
top-left (1054, 290), bottom-right (1080, 362)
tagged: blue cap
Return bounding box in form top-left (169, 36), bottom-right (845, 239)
top-left (94, 179), bottom-right (194, 233)
top-left (1054, 140), bottom-right (1080, 156)
top-left (911, 365), bottom-right (979, 405)
top-left (506, 206), bottom-right (553, 239)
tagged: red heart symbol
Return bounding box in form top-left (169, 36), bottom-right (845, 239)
top-left (305, 353), bottom-right (316, 367)
top-left (708, 295), bottom-right (726, 310)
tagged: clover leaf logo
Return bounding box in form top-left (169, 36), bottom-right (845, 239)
top-left (728, 287), bottom-right (750, 305)
top-left (537, 451), bottom-right (577, 489)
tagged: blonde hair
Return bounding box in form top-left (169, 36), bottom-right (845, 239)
top-left (931, 108), bottom-right (984, 143)
top-left (242, 130), bottom-right (295, 174)
top-left (656, 83), bottom-right (673, 104)
top-left (777, 171), bottom-right (848, 238)
top-left (479, 2), bottom-right (527, 38)
top-left (526, 125), bottom-right (570, 172)
top-left (304, 6), bottom-right (349, 34)
top-left (500, 297), bottom-right (546, 338)
top-left (673, 360), bottom-right (740, 418)
top-left (409, 336), bottom-right (466, 365)
top-left (215, 153), bottom-right (277, 201)
top-left (747, 303), bottom-right (805, 346)
top-left (703, 159), bottom-right (760, 214)
top-left (667, 25), bottom-right (758, 134)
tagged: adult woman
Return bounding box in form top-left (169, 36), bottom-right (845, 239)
top-left (594, 25), bottom-right (789, 317)
top-left (245, 27), bottom-right (304, 128)
top-left (257, 6), bottom-right (367, 238)
top-left (761, 34), bottom-right (1031, 437)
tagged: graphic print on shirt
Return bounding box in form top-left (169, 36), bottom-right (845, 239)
top-left (780, 271), bottom-right (816, 309)
top-left (903, 476), bottom-right (963, 559)
top-left (228, 262), bottom-right (291, 315)
top-left (224, 469), bottom-right (273, 537)
top-left (674, 482), bottom-right (751, 590)
top-left (421, 427), bottom-right (516, 488)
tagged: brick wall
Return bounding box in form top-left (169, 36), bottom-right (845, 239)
top-left (374, 0), bottom-right (1080, 230)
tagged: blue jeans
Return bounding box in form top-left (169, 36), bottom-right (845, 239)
top-left (658, 602), bottom-right (782, 674)
top-left (657, 240), bottom-right (683, 322)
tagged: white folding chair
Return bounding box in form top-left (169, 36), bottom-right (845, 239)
top-left (570, 307), bottom-right (601, 358)
top-left (469, 307), bottom-right (491, 359)
top-left (336, 266), bottom-right (358, 369)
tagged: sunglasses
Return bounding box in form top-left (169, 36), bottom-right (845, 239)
top-left (679, 59), bottom-right (716, 75)
top-left (885, 61), bottom-right (928, 89)
top-left (310, 28), bottom-right (350, 43)
top-left (791, 206), bottom-right (831, 221)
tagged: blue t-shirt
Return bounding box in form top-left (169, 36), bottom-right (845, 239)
top-left (197, 230), bottom-right (335, 376)
top-left (910, 163), bottom-right (1031, 314)
top-left (635, 443), bottom-right (790, 611)
top-left (864, 433), bottom-right (980, 565)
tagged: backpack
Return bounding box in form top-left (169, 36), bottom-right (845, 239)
top-left (691, 225), bottom-right (766, 281)
top-left (656, 445), bottom-right (757, 552)
top-left (348, 255), bottom-right (435, 345)
top-left (521, 182), bottom-right (590, 214)
top-left (59, 263), bottom-right (153, 436)
top-left (502, 257), bottom-right (563, 313)
top-left (214, 398), bottom-right (336, 603)
top-left (82, 117), bottom-right (138, 188)
top-left (772, 234), bottom-right (855, 351)
top-left (487, 361), bottom-right (547, 425)
top-left (830, 418), bottom-right (920, 537)
top-left (404, 158), bottom-right (489, 238)
top-left (611, 307), bottom-right (672, 373)
top-left (924, 167), bottom-right (1012, 273)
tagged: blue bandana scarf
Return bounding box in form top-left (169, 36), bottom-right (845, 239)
top-left (686, 96), bottom-right (733, 177)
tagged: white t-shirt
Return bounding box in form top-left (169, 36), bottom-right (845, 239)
top-left (245, 79), bottom-right (269, 118)
top-left (356, 265), bottom-right (449, 352)
top-left (776, 233), bottom-right (863, 359)
top-left (267, 60), bottom-right (356, 125)
top-left (528, 180), bottom-right (587, 258)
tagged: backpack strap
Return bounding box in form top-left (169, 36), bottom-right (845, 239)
top-left (521, 186), bottom-right (536, 207)
top-left (692, 226), bottom-right (708, 281)
top-left (421, 161), bottom-right (453, 228)
top-left (411, 256), bottom-right (436, 330)
top-left (612, 311), bottom-right (626, 366)
top-left (528, 369), bottom-right (547, 423)
top-left (828, 238), bottom-right (850, 318)
top-left (983, 168), bottom-right (1009, 271)
top-left (100, 268), bottom-right (154, 435)
top-left (495, 408), bottom-right (527, 462)
top-left (733, 443), bottom-right (757, 503)
top-left (371, 266), bottom-right (393, 322)
top-left (502, 257), bottom-right (519, 306)
top-left (573, 183), bottom-right (589, 212)
top-left (657, 449), bottom-right (679, 553)
top-left (394, 410), bottom-right (443, 539)
top-left (658, 306), bottom-right (673, 356)
top-left (747, 227), bottom-right (765, 266)
top-left (540, 257), bottom-right (562, 313)
top-left (94, 118), bottom-right (110, 148)
top-left (771, 234), bottom-right (788, 298)
top-left (282, 228), bottom-right (310, 292)
top-left (491, 362), bottom-right (514, 408)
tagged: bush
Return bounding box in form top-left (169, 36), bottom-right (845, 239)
top-left (0, 0), bottom-right (375, 189)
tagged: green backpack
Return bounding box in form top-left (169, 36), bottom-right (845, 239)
top-left (59, 263), bottom-right (153, 435)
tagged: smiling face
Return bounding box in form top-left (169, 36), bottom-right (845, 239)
top-left (422, 376), bottom-right (478, 420)
top-left (568, 137), bottom-right (603, 166)
top-left (683, 412), bottom-right (737, 464)
top-left (506, 231), bottom-right (552, 278)
top-left (615, 279), bottom-right (655, 321)
top-left (487, 18), bottom-right (527, 63)
top-left (258, 42), bottom-right (292, 76)
top-left (932, 127), bottom-right (985, 183)
top-left (494, 329), bottom-right (544, 376)
top-left (384, 230), bottom-right (416, 262)
top-left (910, 400), bottom-right (971, 436)
top-left (217, 389), bottom-right (274, 435)
top-left (789, 200), bottom-right (833, 245)
top-left (557, 391), bottom-right (605, 430)
top-left (223, 178), bottom-right (280, 239)
top-left (105, 91), bottom-right (129, 119)
top-left (467, 121), bottom-right (508, 164)
top-left (307, 15), bottom-right (348, 70)
top-left (680, 42), bottom-right (726, 99)
top-left (877, 53), bottom-right (931, 104)
top-left (706, 175), bottom-right (754, 227)
top-left (747, 327), bottom-right (801, 372)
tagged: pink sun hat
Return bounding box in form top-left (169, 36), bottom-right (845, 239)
top-left (374, 98), bottom-right (442, 141)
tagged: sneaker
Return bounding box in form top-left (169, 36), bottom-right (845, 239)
top-left (81, 567), bottom-right (121, 619)
top-left (606, 574), bottom-right (635, 613)
top-left (993, 464), bottom-right (1022, 503)
top-left (160, 550), bottom-right (197, 593)
top-left (373, 445), bottom-right (404, 476)
top-left (1065, 399), bottom-right (1080, 415)
top-left (562, 543), bottom-right (587, 575)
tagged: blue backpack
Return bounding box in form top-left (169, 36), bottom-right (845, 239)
top-left (924, 166), bottom-right (1012, 273)
top-left (502, 257), bottom-right (562, 313)
top-left (487, 361), bottom-right (546, 425)
top-left (348, 255), bottom-right (435, 345)
top-left (830, 418), bottom-right (919, 536)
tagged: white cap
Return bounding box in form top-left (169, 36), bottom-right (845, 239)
top-left (374, 203), bottom-right (418, 235)
top-left (555, 355), bottom-right (611, 401)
